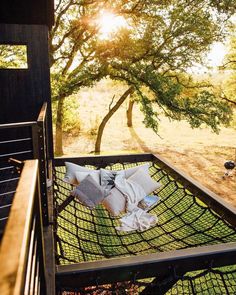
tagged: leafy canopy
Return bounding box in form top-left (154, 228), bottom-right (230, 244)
top-left (51, 0), bottom-right (236, 132)
top-left (222, 23), bottom-right (236, 104)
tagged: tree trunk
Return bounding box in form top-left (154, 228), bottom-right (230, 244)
top-left (55, 96), bottom-right (65, 156)
top-left (126, 98), bottom-right (135, 127)
top-left (95, 86), bottom-right (134, 154)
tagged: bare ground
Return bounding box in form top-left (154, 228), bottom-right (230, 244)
top-left (63, 88), bottom-right (236, 208)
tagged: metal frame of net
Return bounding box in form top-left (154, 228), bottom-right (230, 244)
top-left (53, 154), bottom-right (236, 294)
top-left (58, 265), bottom-right (236, 294)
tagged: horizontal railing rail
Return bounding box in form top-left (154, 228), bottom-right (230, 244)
top-left (0, 160), bottom-right (47, 295)
top-left (0, 121), bottom-right (37, 129)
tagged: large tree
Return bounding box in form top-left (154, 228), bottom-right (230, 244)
top-left (221, 23), bottom-right (236, 105)
top-left (50, 0), bottom-right (236, 155)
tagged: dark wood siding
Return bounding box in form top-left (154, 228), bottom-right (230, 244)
top-left (0, 24), bottom-right (53, 159)
top-left (0, 0), bottom-right (54, 28)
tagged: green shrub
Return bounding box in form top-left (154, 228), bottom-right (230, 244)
top-left (52, 95), bottom-right (81, 136)
top-left (89, 115), bottom-right (100, 136)
top-left (63, 95), bottom-right (81, 136)
top-left (229, 110), bottom-right (236, 130)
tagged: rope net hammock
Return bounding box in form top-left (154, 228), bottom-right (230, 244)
top-left (53, 154), bottom-right (236, 293)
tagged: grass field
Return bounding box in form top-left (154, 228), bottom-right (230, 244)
top-left (61, 80), bottom-right (236, 208)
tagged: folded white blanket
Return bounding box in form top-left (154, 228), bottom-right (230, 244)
top-left (115, 173), bottom-right (146, 211)
top-left (115, 174), bottom-right (158, 231)
top-left (116, 208), bottom-right (157, 232)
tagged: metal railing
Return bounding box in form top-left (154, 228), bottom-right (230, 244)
top-left (0, 102), bottom-right (50, 225)
top-left (0, 160), bottom-right (47, 295)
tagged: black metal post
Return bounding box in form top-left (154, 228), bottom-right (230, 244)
top-left (37, 120), bottom-right (49, 225)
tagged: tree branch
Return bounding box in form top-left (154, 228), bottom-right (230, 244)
top-left (220, 94), bottom-right (236, 106)
top-left (109, 95), bottom-right (116, 111)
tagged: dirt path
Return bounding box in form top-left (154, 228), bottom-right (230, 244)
top-left (156, 147), bottom-right (236, 207)
top-left (126, 125), bottom-right (236, 207)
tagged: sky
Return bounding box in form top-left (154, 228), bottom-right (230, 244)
top-left (207, 42), bottom-right (227, 67)
top-left (190, 41), bottom-right (228, 74)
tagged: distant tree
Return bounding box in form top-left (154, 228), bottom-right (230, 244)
top-left (222, 24), bottom-right (236, 106)
top-left (51, 0), bottom-right (236, 154)
top-left (126, 92), bottom-right (136, 127)
top-left (0, 45), bottom-right (27, 69)
top-left (95, 86), bottom-right (134, 153)
top-left (50, 0), bottom-right (106, 154)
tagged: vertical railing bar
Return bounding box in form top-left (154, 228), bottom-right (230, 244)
top-left (38, 280), bottom-right (41, 295)
top-left (31, 123), bottom-right (39, 159)
top-left (34, 162), bottom-right (48, 295)
top-left (34, 259), bottom-right (40, 295)
top-left (43, 116), bottom-right (48, 181)
top-left (34, 102), bottom-right (49, 225)
top-left (24, 217), bottom-right (36, 295)
top-left (44, 107), bottom-right (50, 178)
top-left (35, 172), bottom-right (47, 293)
top-left (29, 239), bottom-right (37, 295)
top-left (37, 120), bottom-right (49, 225)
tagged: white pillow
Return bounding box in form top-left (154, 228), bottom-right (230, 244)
top-left (100, 169), bottom-right (125, 196)
top-left (128, 168), bottom-right (161, 195)
top-left (101, 163), bottom-right (150, 179)
top-left (63, 162), bottom-right (98, 185)
top-left (102, 165), bottom-right (160, 216)
top-left (72, 175), bottom-right (105, 209)
top-left (124, 163), bottom-right (150, 178)
top-left (102, 187), bottom-right (126, 216)
top-left (75, 171), bottom-right (100, 185)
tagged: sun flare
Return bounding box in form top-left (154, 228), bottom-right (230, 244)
top-left (98, 11), bottom-right (127, 39)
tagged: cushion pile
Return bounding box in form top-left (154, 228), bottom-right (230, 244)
top-left (63, 162), bottom-right (161, 231)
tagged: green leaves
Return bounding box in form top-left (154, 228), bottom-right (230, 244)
top-left (138, 92), bottom-right (159, 134)
top-left (181, 91), bottom-right (233, 133)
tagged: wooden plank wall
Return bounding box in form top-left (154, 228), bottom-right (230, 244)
top-left (0, 24), bottom-right (53, 159)
top-left (0, 0), bottom-right (54, 28)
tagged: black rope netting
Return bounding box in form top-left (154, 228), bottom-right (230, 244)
top-left (58, 265), bottom-right (236, 294)
top-left (53, 160), bottom-right (236, 265)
